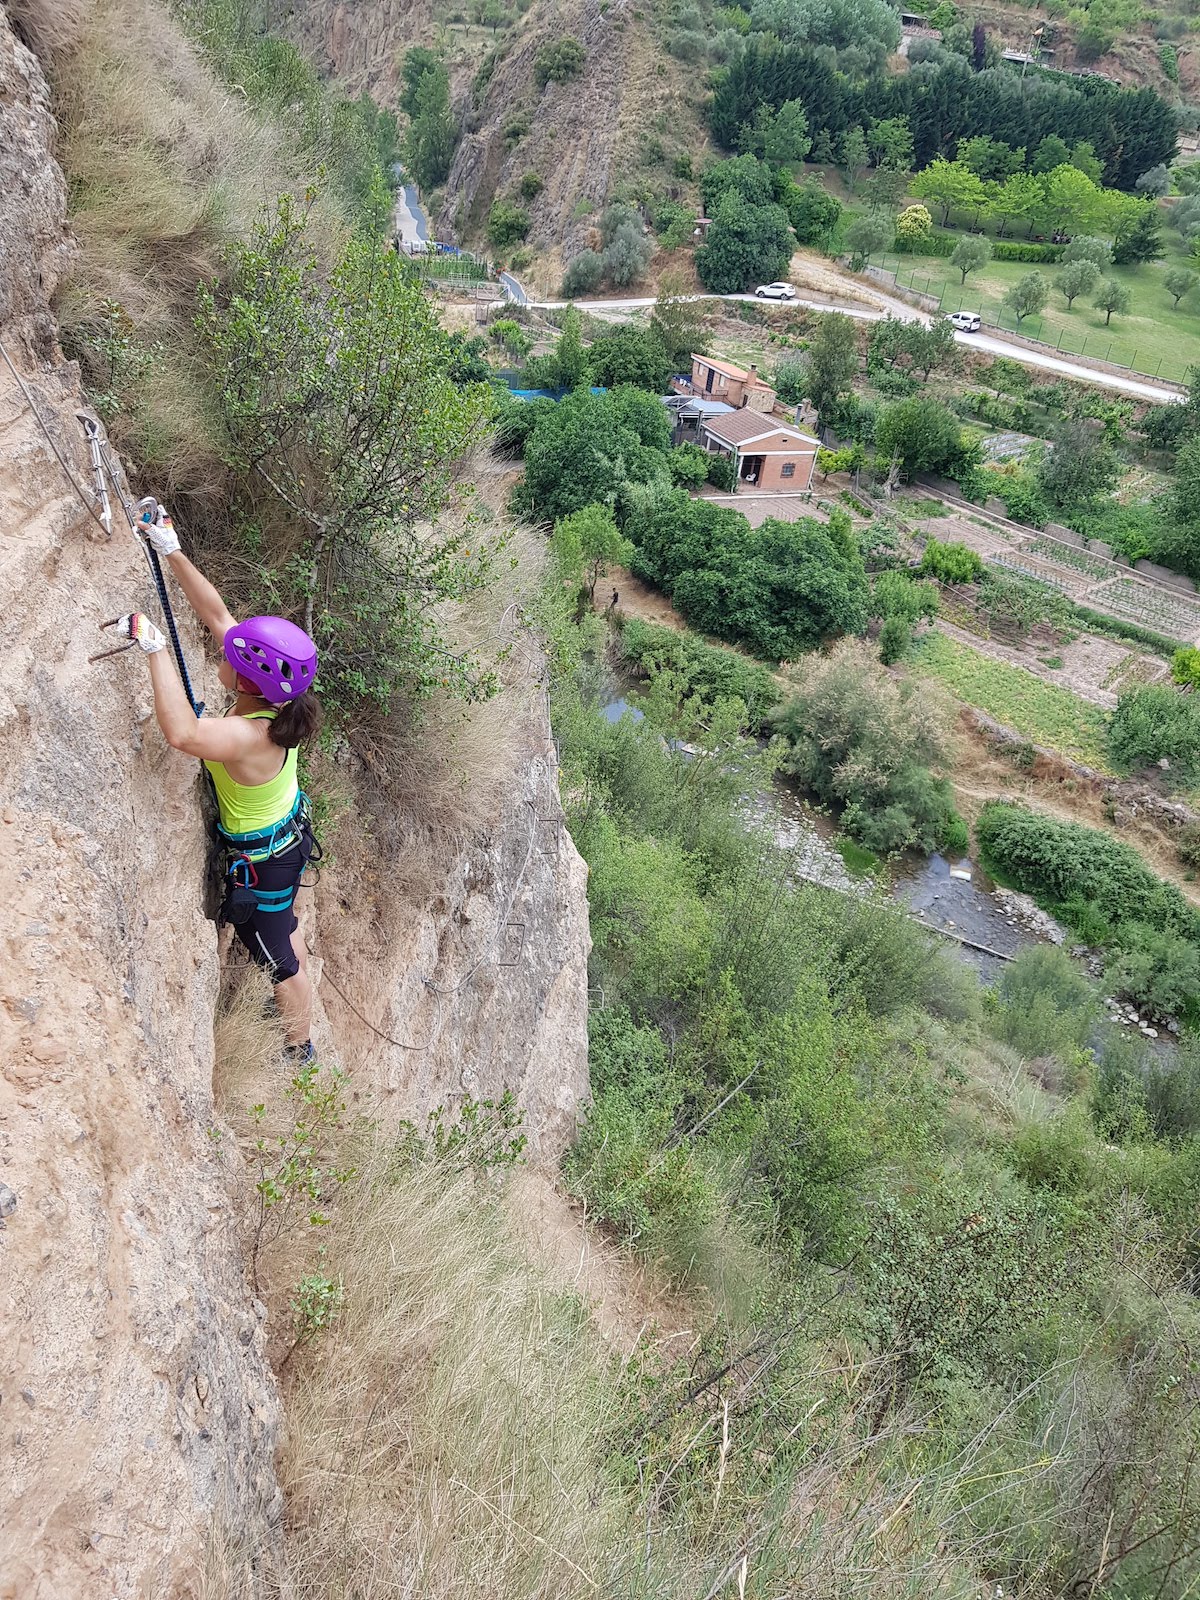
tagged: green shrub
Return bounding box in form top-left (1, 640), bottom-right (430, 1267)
top-left (562, 249), bottom-right (603, 296)
top-left (706, 452), bottom-right (736, 491)
top-left (1171, 647), bottom-right (1200, 689)
top-left (1177, 820), bottom-right (1200, 869)
top-left (879, 614), bottom-right (911, 664)
top-left (977, 802), bottom-right (1200, 1014)
top-left (620, 619), bottom-right (781, 723)
top-left (993, 945), bottom-right (1098, 1059)
top-left (534, 36), bottom-right (586, 87)
top-left (983, 471), bottom-right (1050, 528)
top-left (991, 240), bottom-right (1066, 263)
top-left (488, 199), bottom-right (530, 248)
top-left (774, 641), bottom-right (961, 855)
top-left (871, 570), bottom-right (939, 624)
top-left (1109, 685), bottom-right (1200, 787)
top-left (919, 538), bottom-right (984, 584)
top-left (1010, 1107), bottom-right (1101, 1196)
top-left (666, 442), bottom-right (710, 487)
top-left (518, 170), bottom-right (544, 199)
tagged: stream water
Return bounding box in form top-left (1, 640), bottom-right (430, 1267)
top-left (600, 688), bottom-right (1042, 983)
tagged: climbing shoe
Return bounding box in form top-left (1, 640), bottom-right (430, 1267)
top-left (283, 1040), bottom-right (315, 1064)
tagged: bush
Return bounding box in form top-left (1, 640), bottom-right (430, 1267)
top-left (982, 471), bottom-right (1050, 528)
top-left (976, 801), bottom-right (1200, 1014)
top-left (488, 199), bottom-right (529, 248)
top-left (773, 641), bottom-right (964, 854)
top-left (919, 538), bottom-right (984, 584)
top-left (706, 453), bottom-right (736, 491)
top-left (879, 615), bottom-right (911, 664)
top-left (619, 618), bottom-right (781, 723)
top-left (991, 240), bottom-right (1066, 263)
top-left (666, 442), bottom-right (710, 487)
top-left (534, 36), bottom-right (585, 87)
top-left (993, 945), bottom-right (1098, 1060)
top-left (561, 249), bottom-right (603, 296)
top-left (1171, 647), bottom-right (1200, 689)
top-left (871, 570), bottom-right (939, 624)
top-left (1109, 685), bottom-right (1200, 788)
top-left (518, 171), bottom-right (544, 200)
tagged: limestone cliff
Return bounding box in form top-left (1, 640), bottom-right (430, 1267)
top-left (0, 11), bottom-right (590, 1595)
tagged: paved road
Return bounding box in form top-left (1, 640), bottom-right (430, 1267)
top-left (525, 290), bottom-right (1186, 406)
top-left (499, 272), bottom-right (528, 305)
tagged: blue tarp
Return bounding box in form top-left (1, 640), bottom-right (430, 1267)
top-left (508, 386), bottom-right (608, 401)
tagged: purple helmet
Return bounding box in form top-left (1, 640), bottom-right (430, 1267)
top-left (224, 616), bottom-right (317, 702)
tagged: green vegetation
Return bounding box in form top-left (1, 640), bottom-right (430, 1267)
top-left (774, 642), bottom-right (966, 853)
top-left (536, 555), bottom-right (1200, 1597)
top-left (199, 196), bottom-right (496, 717)
top-left (1109, 683), bottom-right (1200, 789)
top-left (977, 802), bottom-right (1200, 1015)
top-left (620, 619), bottom-right (781, 724)
top-left (533, 35), bottom-right (585, 86)
top-left (401, 49), bottom-right (456, 191)
top-left (913, 632), bottom-right (1111, 768)
top-left (919, 538), bottom-right (984, 584)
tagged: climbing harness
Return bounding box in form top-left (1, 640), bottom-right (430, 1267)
top-left (77, 415), bottom-right (203, 717)
top-left (216, 791), bottom-right (323, 928)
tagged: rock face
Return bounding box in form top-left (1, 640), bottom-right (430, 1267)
top-left (319, 688), bottom-right (591, 1163)
top-left (0, 19), bottom-right (285, 1598)
top-left (0, 14), bottom-right (591, 1595)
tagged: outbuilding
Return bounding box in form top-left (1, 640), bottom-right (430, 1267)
top-left (697, 411), bottom-right (820, 492)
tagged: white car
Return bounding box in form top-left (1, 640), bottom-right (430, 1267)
top-left (947, 310), bottom-right (982, 332)
top-left (755, 281), bottom-right (796, 300)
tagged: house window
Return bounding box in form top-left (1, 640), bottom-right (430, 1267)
top-left (780, 462), bottom-right (796, 478)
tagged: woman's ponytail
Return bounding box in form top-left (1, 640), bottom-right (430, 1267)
top-left (268, 691), bottom-right (322, 749)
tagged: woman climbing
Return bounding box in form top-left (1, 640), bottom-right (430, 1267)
top-left (112, 507), bottom-right (321, 1062)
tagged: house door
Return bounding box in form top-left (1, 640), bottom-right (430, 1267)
top-left (740, 454), bottom-right (764, 484)
top-left (704, 366), bottom-right (714, 393)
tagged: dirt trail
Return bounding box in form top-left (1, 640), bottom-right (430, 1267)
top-left (508, 1169), bottom-right (702, 1360)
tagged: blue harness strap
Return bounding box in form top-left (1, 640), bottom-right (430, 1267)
top-left (216, 793), bottom-right (306, 862)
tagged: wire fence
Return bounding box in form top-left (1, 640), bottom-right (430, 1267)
top-left (870, 255), bottom-right (1192, 385)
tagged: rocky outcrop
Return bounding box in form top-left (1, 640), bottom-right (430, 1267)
top-left (319, 687), bottom-right (590, 1164)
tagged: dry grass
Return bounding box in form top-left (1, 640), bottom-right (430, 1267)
top-left (6, 0), bottom-right (86, 65)
top-left (213, 960), bottom-right (287, 1115)
top-left (279, 1154), bottom-right (628, 1600)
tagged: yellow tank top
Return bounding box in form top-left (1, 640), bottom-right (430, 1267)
top-left (204, 709), bottom-right (299, 836)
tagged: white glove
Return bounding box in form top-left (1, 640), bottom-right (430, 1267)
top-left (137, 500), bottom-right (180, 558)
top-left (115, 612), bottom-right (166, 654)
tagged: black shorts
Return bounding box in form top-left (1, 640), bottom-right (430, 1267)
top-left (233, 829), bottom-right (314, 981)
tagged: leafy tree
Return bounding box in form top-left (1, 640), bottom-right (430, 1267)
top-left (876, 397), bottom-right (964, 474)
top-left (488, 200), bottom-right (529, 248)
top-left (534, 36), bottom-right (585, 86)
top-left (1002, 271), bottom-right (1048, 325)
top-left (445, 332), bottom-right (490, 385)
top-left (919, 538), bottom-right (983, 582)
top-left (911, 158), bottom-right (987, 227)
top-left (950, 234), bottom-right (991, 284)
top-left (758, 99), bottom-right (813, 164)
top-left (1165, 269), bottom-right (1198, 311)
top-left (601, 223), bottom-right (652, 288)
top-left (666, 443), bottom-right (711, 487)
top-left (1068, 140), bottom-right (1104, 184)
top-left (696, 191), bottom-right (793, 293)
top-left (957, 135), bottom-right (1023, 181)
top-left (521, 388), bottom-right (670, 521)
top-left (846, 208), bottom-right (892, 268)
top-left (786, 179), bottom-right (843, 247)
top-left (896, 205), bottom-right (933, 246)
top-left (627, 492), bottom-right (869, 657)
top-left (555, 504), bottom-right (634, 600)
top-left (990, 171), bottom-right (1043, 238)
top-left (1036, 164), bottom-right (1101, 236)
top-left (1032, 134), bottom-right (1071, 174)
top-left (839, 125), bottom-right (869, 189)
top-left (198, 195), bottom-right (494, 715)
top-left (1093, 279), bottom-right (1132, 325)
top-left (562, 250), bottom-right (603, 296)
top-left (651, 274), bottom-right (707, 369)
top-left (872, 569), bottom-right (939, 623)
top-left (1112, 204), bottom-right (1164, 266)
top-left (553, 306), bottom-right (588, 391)
top-left (1063, 234), bottom-right (1111, 270)
top-left (806, 311), bottom-right (858, 423)
top-left (399, 46), bottom-right (440, 117)
top-left (700, 153), bottom-right (776, 212)
top-left (1037, 417), bottom-right (1120, 509)
top-left (774, 351), bottom-right (811, 405)
top-left (490, 317), bottom-right (531, 359)
top-left (1058, 258), bottom-right (1099, 308)
top-left (403, 59), bottom-right (456, 190)
top-left (1172, 435), bottom-right (1200, 530)
top-left (869, 116), bottom-right (914, 171)
top-left (587, 328), bottom-right (672, 392)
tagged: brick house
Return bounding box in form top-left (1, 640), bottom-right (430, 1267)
top-left (682, 355), bottom-right (777, 412)
top-left (698, 411), bottom-right (820, 493)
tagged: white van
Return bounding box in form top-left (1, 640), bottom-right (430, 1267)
top-left (947, 310), bottom-right (982, 333)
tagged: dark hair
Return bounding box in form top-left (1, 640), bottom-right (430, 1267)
top-left (268, 690), bottom-right (322, 749)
